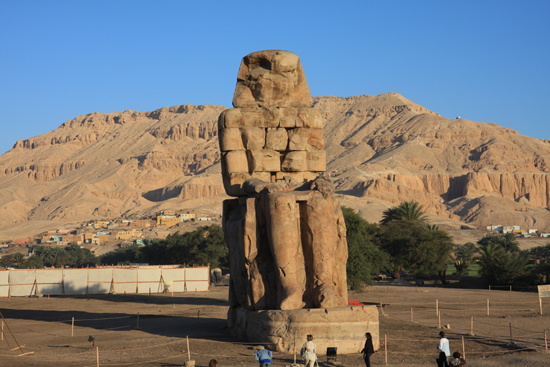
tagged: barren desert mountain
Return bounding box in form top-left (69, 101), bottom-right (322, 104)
top-left (0, 93), bottom-right (549, 240)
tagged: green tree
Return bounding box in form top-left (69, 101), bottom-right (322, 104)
top-left (454, 242), bottom-right (476, 275)
top-left (342, 207), bottom-right (389, 290)
top-left (19, 255), bottom-right (44, 269)
top-left (65, 244), bottom-right (98, 267)
top-left (476, 237), bottom-right (529, 285)
top-left (378, 221), bottom-right (454, 283)
top-left (100, 244), bottom-right (141, 265)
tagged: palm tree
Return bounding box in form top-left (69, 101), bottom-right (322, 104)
top-left (381, 206), bottom-right (401, 225)
top-left (427, 224), bottom-right (439, 232)
top-left (381, 201), bottom-right (427, 224)
top-left (501, 233), bottom-right (520, 254)
top-left (12, 252), bottom-right (25, 267)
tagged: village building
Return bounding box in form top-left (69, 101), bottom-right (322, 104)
top-left (115, 229), bottom-right (142, 240)
top-left (180, 213), bottom-right (195, 221)
top-left (156, 215), bottom-right (180, 228)
top-left (133, 219), bottom-right (151, 228)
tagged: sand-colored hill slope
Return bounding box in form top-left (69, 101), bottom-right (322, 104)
top-left (0, 93), bottom-right (549, 240)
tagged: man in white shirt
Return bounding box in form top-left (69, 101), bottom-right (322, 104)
top-left (437, 331), bottom-right (451, 367)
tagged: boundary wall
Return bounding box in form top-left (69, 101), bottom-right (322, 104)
top-left (0, 265), bottom-right (209, 297)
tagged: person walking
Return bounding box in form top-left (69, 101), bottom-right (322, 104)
top-left (208, 359), bottom-right (218, 367)
top-left (437, 332), bottom-right (451, 367)
top-left (301, 335), bottom-right (317, 367)
top-left (254, 346), bottom-right (272, 367)
top-left (361, 332), bottom-right (375, 367)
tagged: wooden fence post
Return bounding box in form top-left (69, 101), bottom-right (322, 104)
top-left (545, 329), bottom-right (547, 351)
top-left (384, 334), bottom-right (387, 365)
top-left (487, 299), bottom-right (490, 316)
top-left (71, 317), bottom-right (74, 337)
top-left (438, 312), bottom-right (441, 329)
top-left (187, 335), bottom-right (191, 361)
top-left (410, 308), bottom-right (413, 323)
top-left (436, 299), bottom-right (439, 316)
top-left (462, 336), bottom-right (465, 359)
top-left (470, 316), bottom-right (473, 335)
top-left (540, 297), bottom-right (543, 316)
top-left (96, 346), bottom-right (99, 367)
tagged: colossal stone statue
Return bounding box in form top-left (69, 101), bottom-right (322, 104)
top-left (219, 50), bottom-right (348, 311)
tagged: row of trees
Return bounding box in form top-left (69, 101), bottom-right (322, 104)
top-left (344, 201), bottom-right (455, 289)
top-left (455, 235), bottom-right (550, 285)
top-left (344, 201), bottom-right (550, 289)
top-left (0, 244), bottom-right (97, 269)
top-left (100, 225), bottom-right (228, 268)
top-left (3, 201), bottom-right (548, 289)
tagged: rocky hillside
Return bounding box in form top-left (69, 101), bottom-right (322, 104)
top-left (1, 93), bottom-right (549, 239)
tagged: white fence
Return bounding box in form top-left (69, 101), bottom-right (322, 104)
top-left (0, 265), bottom-right (209, 297)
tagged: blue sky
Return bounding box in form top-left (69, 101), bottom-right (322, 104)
top-left (0, 1), bottom-right (548, 154)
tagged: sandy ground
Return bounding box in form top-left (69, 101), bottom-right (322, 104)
top-left (0, 284), bottom-right (549, 367)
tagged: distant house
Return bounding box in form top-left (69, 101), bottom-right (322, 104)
top-left (51, 236), bottom-right (63, 242)
top-left (156, 215), bottom-right (180, 228)
top-left (134, 239), bottom-right (146, 246)
top-left (541, 233), bottom-right (550, 238)
top-left (162, 210), bottom-right (176, 216)
top-left (503, 226), bottom-right (514, 234)
top-left (62, 235), bottom-right (84, 244)
top-left (528, 229), bottom-right (537, 234)
top-left (197, 217), bottom-right (212, 221)
top-left (133, 219), bottom-right (151, 228)
top-left (97, 232), bottom-right (112, 243)
top-left (180, 213), bottom-right (196, 222)
top-left (15, 238), bottom-right (31, 244)
top-left (115, 229), bottom-right (142, 240)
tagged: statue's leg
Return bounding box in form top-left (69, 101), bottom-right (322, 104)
top-left (306, 192), bottom-right (340, 308)
top-left (266, 191), bottom-right (304, 310)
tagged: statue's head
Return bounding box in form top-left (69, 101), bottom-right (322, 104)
top-left (219, 50), bottom-right (325, 197)
top-left (233, 50), bottom-right (313, 108)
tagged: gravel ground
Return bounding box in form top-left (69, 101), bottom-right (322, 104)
top-left (0, 284), bottom-right (549, 366)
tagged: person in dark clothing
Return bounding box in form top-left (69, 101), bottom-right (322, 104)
top-left (361, 332), bottom-right (375, 367)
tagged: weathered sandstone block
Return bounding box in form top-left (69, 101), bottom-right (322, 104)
top-left (282, 151), bottom-right (307, 171)
top-left (247, 150), bottom-right (281, 172)
top-left (298, 108), bottom-right (323, 128)
top-left (288, 128), bottom-right (325, 151)
top-left (275, 171), bottom-right (319, 183)
top-left (219, 128), bottom-right (244, 151)
top-left (223, 151), bottom-right (249, 173)
top-left (221, 108), bottom-right (262, 128)
top-left (241, 127), bottom-right (265, 150)
top-left (265, 128), bottom-right (288, 151)
top-left (279, 108), bottom-right (298, 128)
top-left (307, 151), bottom-right (326, 172)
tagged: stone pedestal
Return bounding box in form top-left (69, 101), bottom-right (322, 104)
top-left (228, 305), bottom-right (379, 354)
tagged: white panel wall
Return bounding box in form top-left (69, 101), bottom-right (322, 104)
top-left (0, 266), bottom-right (210, 297)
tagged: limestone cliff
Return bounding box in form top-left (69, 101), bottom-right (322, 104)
top-left (0, 93), bottom-right (549, 239)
